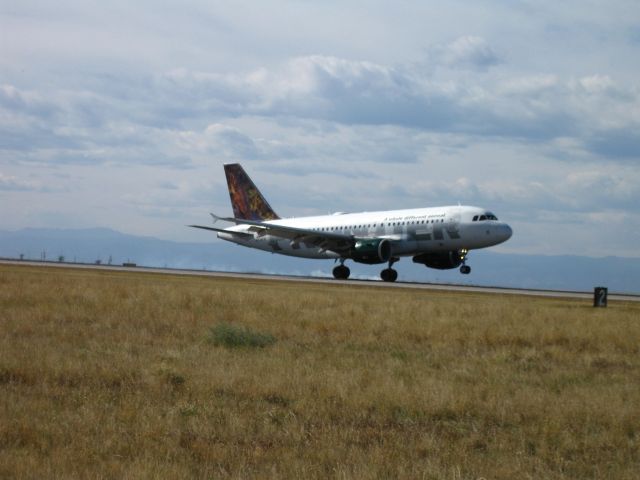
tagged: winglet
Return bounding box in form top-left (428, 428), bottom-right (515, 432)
top-left (223, 163), bottom-right (280, 220)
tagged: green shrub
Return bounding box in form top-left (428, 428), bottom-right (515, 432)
top-left (208, 322), bottom-right (276, 349)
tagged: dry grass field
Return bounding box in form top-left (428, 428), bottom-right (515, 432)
top-left (1, 264), bottom-right (639, 479)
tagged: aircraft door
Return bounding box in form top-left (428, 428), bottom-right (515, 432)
top-left (446, 209), bottom-right (461, 239)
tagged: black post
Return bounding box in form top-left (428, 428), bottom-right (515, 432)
top-left (594, 287), bottom-right (608, 307)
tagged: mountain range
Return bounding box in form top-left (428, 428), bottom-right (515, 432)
top-left (1, 227), bottom-right (638, 294)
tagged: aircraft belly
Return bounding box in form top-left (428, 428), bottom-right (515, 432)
top-left (385, 235), bottom-right (468, 257)
top-left (413, 240), bottom-right (453, 253)
top-left (389, 239), bottom-right (418, 255)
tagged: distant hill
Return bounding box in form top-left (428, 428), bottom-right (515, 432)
top-left (1, 227), bottom-right (638, 294)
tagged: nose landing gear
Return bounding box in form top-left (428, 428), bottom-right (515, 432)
top-left (380, 257), bottom-right (399, 282)
top-left (459, 249), bottom-right (471, 274)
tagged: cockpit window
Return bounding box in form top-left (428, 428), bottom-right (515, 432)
top-left (473, 213), bottom-right (499, 221)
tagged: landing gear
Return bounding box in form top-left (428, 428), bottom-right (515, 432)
top-left (380, 257), bottom-right (399, 282)
top-left (333, 262), bottom-right (350, 280)
top-left (459, 249), bottom-right (471, 274)
top-left (380, 268), bottom-right (398, 282)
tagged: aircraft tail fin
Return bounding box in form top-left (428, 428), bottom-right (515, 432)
top-left (223, 163), bottom-right (280, 220)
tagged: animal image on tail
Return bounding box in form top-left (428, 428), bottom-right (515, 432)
top-left (224, 164), bottom-right (279, 220)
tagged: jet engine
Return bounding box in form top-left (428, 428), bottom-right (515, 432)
top-left (412, 251), bottom-right (463, 270)
top-left (351, 238), bottom-right (392, 264)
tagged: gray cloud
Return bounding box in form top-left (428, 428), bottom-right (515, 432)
top-left (150, 57), bottom-right (640, 161)
top-left (629, 26), bottom-right (640, 44)
top-left (3, 54), bottom-right (638, 168)
top-left (427, 36), bottom-right (503, 71)
top-left (204, 124), bottom-right (261, 159)
top-left (0, 173), bottom-right (48, 192)
top-left (585, 129), bottom-right (640, 161)
top-left (0, 84), bottom-right (58, 119)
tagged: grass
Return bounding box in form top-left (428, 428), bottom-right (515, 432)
top-left (208, 322), bottom-right (277, 349)
top-left (0, 263), bottom-right (639, 479)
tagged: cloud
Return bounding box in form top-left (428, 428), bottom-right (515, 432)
top-left (585, 128), bottom-right (640, 161)
top-left (0, 173), bottom-right (45, 191)
top-left (145, 58), bottom-right (640, 157)
top-left (0, 84), bottom-right (58, 119)
top-left (3, 53), bottom-right (638, 170)
top-left (428, 36), bottom-right (502, 71)
top-left (203, 124), bottom-right (261, 159)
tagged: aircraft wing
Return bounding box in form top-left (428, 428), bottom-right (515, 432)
top-left (213, 215), bottom-right (355, 253)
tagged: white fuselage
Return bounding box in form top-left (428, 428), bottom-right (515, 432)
top-left (217, 205), bottom-right (512, 260)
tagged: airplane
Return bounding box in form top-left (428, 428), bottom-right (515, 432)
top-left (190, 163), bottom-right (513, 282)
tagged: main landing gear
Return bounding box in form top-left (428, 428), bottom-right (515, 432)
top-left (380, 257), bottom-right (399, 282)
top-left (459, 249), bottom-right (471, 275)
top-left (332, 258), bottom-right (400, 282)
top-left (332, 261), bottom-right (350, 280)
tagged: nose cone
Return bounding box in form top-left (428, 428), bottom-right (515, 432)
top-left (500, 223), bottom-right (513, 242)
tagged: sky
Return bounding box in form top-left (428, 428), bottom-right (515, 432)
top-left (1, 0), bottom-right (639, 258)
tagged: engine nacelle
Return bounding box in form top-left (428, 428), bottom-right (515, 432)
top-left (413, 251), bottom-right (462, 270)
top-left (351, 238), bottom-right (392, 265)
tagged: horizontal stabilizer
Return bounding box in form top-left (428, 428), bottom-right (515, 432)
top-left (188, 224), bottom-right (253, 238)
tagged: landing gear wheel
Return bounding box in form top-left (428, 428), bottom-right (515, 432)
top-left (333, 265), bottom-right (350, 280)
top-left (460, 265), bottom-right (471, 274)
top-left (380, 268), bottom-right (398, 282)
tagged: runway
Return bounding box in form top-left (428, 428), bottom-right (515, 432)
top-left (2, 258), bottom-right (639, 302)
